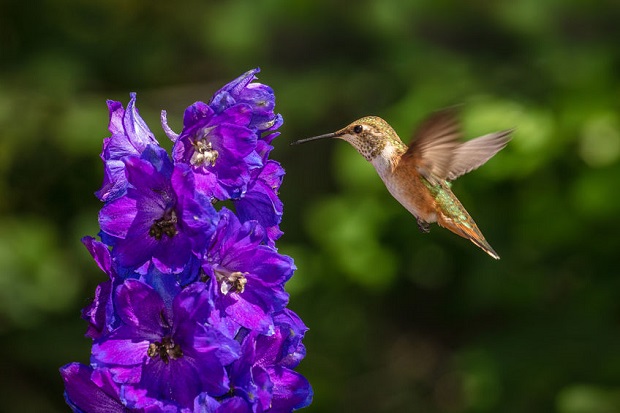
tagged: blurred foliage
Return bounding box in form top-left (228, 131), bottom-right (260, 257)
top-left (1, 0), bottom-right (620, 412)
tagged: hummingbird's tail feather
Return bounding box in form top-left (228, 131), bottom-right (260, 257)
top-left (437, 215), bottom-right (500, 259)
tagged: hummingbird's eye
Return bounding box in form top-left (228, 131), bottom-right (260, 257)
top-left (353, 125), bottom-right (363, 134)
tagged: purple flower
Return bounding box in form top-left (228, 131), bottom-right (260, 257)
top-left (99, 146), bottom-right (218, 273)
top-left (97, 93), bottom-right (159, 203)
top-left (81, 236), bottom-right (198, 340)
top-left (262, 310), bottom-right (309, 370)
top-left (81, 237), bottom-right (117, 340)
top-left (64, 70), bottom-right (311, 412)
top-left (255, 312), bottom-right (313, 412)
top-left (202, 209), bottom-right (293, 335)
top-left (60, 363), bottom-right (129, 413)
top-left (202, 310), bottom-right (312, 412)
top-left (254, 310), bottom-right (312, 412)
top-left (209, 68), bottom-right (280, 137)
top-left (171, 103), bottom-right (257, 200)
top-left (92, 279), bottom-right (240, 410)
top-left (234, 160), bottom-right (285, 246)
top-left (194, 393), bottom-right (253, 413)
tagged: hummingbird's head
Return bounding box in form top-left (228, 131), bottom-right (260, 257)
top-left (292, 116), bottom-right (399, 161)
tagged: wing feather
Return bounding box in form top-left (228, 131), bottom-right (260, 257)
top-left (405, 108), bottom-right (461, 184)
top-left (446, 129), bottom-right (512, 181)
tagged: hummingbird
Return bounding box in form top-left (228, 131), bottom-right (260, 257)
top-left (291, 108), bottom-right (512, 259)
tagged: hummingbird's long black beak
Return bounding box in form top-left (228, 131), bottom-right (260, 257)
top-left (290, 132), bottom-right (338, 145)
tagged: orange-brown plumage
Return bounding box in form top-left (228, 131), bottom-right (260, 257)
top-left (292, 108), bottom-right (511, 259)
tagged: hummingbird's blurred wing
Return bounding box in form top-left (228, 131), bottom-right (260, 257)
top-left (445, 130), bottom-right (512, 181)
top-left (405, 108), bottom-right (461, 184)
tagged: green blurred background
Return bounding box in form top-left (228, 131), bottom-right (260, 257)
top-left (2, 0), bottom-right (620, 412)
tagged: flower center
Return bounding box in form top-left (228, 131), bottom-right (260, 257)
top-left (190, 138), bottom-right (219, 167)
top-left (149, 208), bottom-right (178, 240)
top-left (147, 336), bottom-right (183, 364)
top-left (214, 268), bottom-right (248, 295)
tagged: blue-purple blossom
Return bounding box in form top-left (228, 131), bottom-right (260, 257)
top-left (92, 280), bottom-right (240, 410)
top-left (97, 93), bottom-right (159, 203)
top-left (62, 69), bottom-right (311, 413)
top-left (61, 363), bottom-right (128, 413)
top-left (81, 237), bottom-right (116, 340)
top-left (209, 68), bottom-right (281, 136)
top-left (234, 160), bottom-right (285, 246)
top-left (202, 209), bottom-right (293, 335)
top-left (172, 102), bottom-right (257, 200)
top-left (99, 145), bottom-right (218, 273)
top-left (201, 310), bottom-right (312, 412)
top-left (81, 236), bottom-right (195, 340)
top-left (252, 310), bottom-right (312, 412)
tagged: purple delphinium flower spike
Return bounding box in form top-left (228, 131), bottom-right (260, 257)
top-left (62, 69), bottom-right (311, 413)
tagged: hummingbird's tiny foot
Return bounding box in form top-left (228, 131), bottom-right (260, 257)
top-left (417, 219), bottom-right (430, 233)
